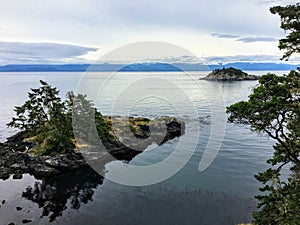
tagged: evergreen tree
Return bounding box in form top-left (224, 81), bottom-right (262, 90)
top-left (7, 80), bottom-right (74, 155)
top-left (270, 3), bottom-right (300, 60)
top-left (227, 3), bottom-right (300, 224)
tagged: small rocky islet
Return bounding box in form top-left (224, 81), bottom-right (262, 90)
top-left (0, 80), bottom-right (185, 180)
top-left (0, 116), bottom-right (184, 180)
top-left (200, 67), bottom-right (260, 81)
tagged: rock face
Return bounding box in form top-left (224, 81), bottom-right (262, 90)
top-left (0, 117), bottom-right (184, 180)
top-left (200, 67), bottom-right (260, 81)
top-left (0, 142), bottom-right (87, 180)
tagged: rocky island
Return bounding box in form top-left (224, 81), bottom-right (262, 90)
top-left (200, 67), bottom-right (260, 81)
top-left (0, 116), bottom-right (183, 180)
top-left (0, 81), bottom-right (184, 180)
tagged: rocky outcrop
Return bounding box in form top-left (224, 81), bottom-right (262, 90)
top-left (0, 117), bottom-right (184, 180)
top-left (200, 67), bottom-right (260, 81)
top-left (0, 143), bottom-right (87, 180)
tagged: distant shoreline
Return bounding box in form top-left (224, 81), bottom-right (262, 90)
top-left (0, 62), bottom-right (299, 72)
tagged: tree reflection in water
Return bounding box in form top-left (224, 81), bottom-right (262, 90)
top-left (22, 166), bottom-right (104, 222)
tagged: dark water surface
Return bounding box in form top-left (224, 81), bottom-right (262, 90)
top-left (0, 71), bottom-right (288, 225)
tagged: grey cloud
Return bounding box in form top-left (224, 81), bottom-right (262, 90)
top-left (94, 54), bottom-right (284, 64)
top-left (255, 0), bottom-right (297, 6)
top-left (203, 54), bottom-right (281, 64)
top-left (105, 0), bottom-right (281, 36)
top-left (237, 37), bottom-right (278, 43)
top-left (0, 41), bottom-right (98, 65)
top-left (128, 54), bottom-right (282, 64)
top-left (211, 33), bottom-right (240, 39)
top-left (100, 55), bottom-right (202, 64)
top-left (158, 55), bottom-right (200, 63)
top-left (0, 0), bottom-right (284, 44)
top-left (211, 33), bottom-right (278, 43)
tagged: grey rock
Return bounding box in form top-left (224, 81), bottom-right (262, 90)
top-left (0, 117), bottom-right (184, 179)
top-left (200, 68), bottom-right (260, 81)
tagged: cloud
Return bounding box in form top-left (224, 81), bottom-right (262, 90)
top-left (237, 37), bottom-right (278, 43)
top-left (203, 54), bottom-right (281, 64)
top-left (0, 41), bottom-right (98, 65)
top-left (114, 54), bottom-right (284, 64)
top-left (211, 33), bottom-right (240, 39)
top-left (255, 0), bottom-right (297, 6)
top-left (0, 0), bottom-right (284, 47)
top-left (211, 33), bottom-right (278, 43)
top-left (139, 55), bottom-right (202, 64)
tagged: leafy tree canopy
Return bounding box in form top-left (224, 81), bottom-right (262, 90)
top-left (227, 3), bottom-right (300, 224)
top-left (227, 71), bottom-right (300, 168)
top-left (227, 72), bottom-right (300, 225)
top-left (7, 80), bottom-right (107, 156)
top-left (212, 67), bottom-right (248, 77)
top-left (270, 3), bottom-right (300, 60)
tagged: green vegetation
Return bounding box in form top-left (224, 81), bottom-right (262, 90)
top-left (202, 66), bottom-right (258, 81)
top-left (227, 3), bottom-right (300, 224)
top-left (270, 3), bottom-right (300, 61)
top-left (227, 71), bottom-right (300, 224)
top-left (6, 81), bottom-right (157, 156)
top-left (7, 80), bottom-right (109, 156)
top-left (212, 67), bottom-right (248, 77)
top-left (67, 91), bottom-right (109, 145)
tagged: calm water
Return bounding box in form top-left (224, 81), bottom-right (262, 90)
top-left (0, 71), bottom-right (289, 225)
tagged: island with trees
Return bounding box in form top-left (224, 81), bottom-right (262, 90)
top-left (200, 67), bottom-right (260, 81)
top-left (0, 80), bottom-right (184, 180)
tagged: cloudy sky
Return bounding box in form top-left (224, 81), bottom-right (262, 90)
top-left (0, 0), bottom-right (299, 65)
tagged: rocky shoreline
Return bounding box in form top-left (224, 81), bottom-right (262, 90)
top-left (200, 67), bottom-right (260, 81)
top-left (0, 117), bottom-right (184, 180)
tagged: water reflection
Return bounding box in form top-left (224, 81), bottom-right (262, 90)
top-left (21, 167), bottom-right (104, 222)
top-left (0, 161), bottom-right (258, 225)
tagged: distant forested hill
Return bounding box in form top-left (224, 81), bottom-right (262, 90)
top-left (0, 62), bottom-right (299, 72)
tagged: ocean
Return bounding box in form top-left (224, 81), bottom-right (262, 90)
top-left (0, 71), bottom-right (289, 225)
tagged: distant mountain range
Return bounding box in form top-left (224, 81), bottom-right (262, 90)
top-left (0, 62), bottom-right (299, 72)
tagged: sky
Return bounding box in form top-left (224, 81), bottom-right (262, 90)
top-left (0, 0), bottom-right (299, 65)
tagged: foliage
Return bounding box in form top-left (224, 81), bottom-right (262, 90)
top-left (212, 67), bottom-right (248, 77)
top-left (68, 91), bottom-right (109, 144)
top-left (227, 3), bottom-right (300, 223)
top-left (35, 129), bottom-right (75, 156)
top-left (253, 171), bottom-right (300, 225)
top-left (227, 70), bottom-right (300, 224)
top-left (228, 71), bottom-right (300, 166)
top-left (7, 80), bottom-right (63, 134)
top-left (270, 3), bottom-right (300, 60)
top-left (7, 80), bottom-right (108, 156)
